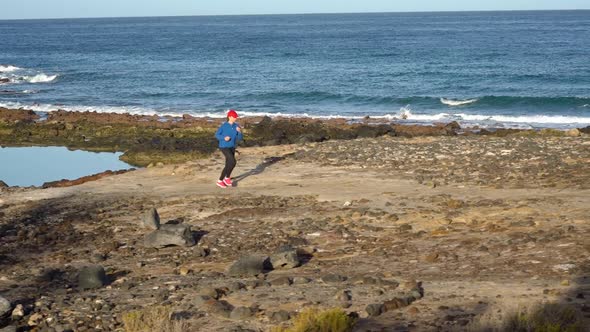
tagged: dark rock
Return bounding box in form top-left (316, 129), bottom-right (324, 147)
top-left (0, 180), bottom-right (8, 188)
top-left (143, 224), bottom-right (195, 248)
top-left (228, 255), bottom-right (272, 276)
top-left (78, 265), bottom-right (108, 289)
top-left (270, 310), bottom-right (291, 323)
top-left (355, 124), bottom-right (392, 138)
top-left (366, 303), bottom-right (385, 317)
top-left (142, 207), bottom-right (160, 230)
top-left (269, 245), bottom-right (301, 269)
top-left (230, 307), bottom-right (254, 320)
top-left (580, 125), bottom-right (590, 134)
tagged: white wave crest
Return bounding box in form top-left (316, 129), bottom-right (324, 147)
top-left (0, 65), bottom-right (21, 72)
top-left (1, 102), bottom-right (589, 129)
top-left (23, 74), bottom-right (58, 83)
top-left (440, 98), bottom-right (478, 106)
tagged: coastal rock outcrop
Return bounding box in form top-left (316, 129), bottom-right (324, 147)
top-left (269, 245), bottom-right (301, 269)
top-left (78, 265), bottom-right (108, 289)
top-left (228, 255), bottom-right (272, 276)
top-left (143, 223), bottom-right (195, 248)
top-left (142, 207), bottom-right (161, 230)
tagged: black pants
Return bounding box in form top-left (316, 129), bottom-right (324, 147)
top-left (219, 147), bottom-right (236, 181)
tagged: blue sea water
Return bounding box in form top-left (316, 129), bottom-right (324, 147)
top-left (1, 11), bottom-right (589, 128)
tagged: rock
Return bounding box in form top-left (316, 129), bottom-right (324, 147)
top-left (142, 207), bottom-right (161, 230)
top-left (292, 276), bottom-right (312, 284)
top-left (366, 303), bottom-right (385, 317)
top-left (270, 310), bottom-right (291, 323)
top-left (11, 304), bottom-right (24, 320)
top-left (143, 224), bottom-right (195, 248)
top-left (384, 297), bottom-right (409, 311)
top-left (0, 296), bottom-right (11, 319)
top-left (0, 326), bottom-right (17, 332)
top-left (202, 299), bottom-right (233, 318)
top-left (269, 276), bottom-right (293, 286)
top-left (193, 295), bottom-right (213, 307)
top-left (335, 290), bottom-right (352, 302)
top-left (228, 255), bottom-right (272, 276)
top-left (229, 282), bottom-right (246, 292)
top-left (230, 307), bottom-right (254, 320)
top-left (580, 125), bottom-right (590, 134)
top-left (0, 180), bottom-right (8, 188)
top-left (201, 287), bottom-right (221, 300)
top-left (28, 312), bottom-right (43, 326)
top-left (269, 245), bottom-right (301, 269)
top-left (78, 265), bottom-right (108, 289)
top-left (321, 274), bottom-right (347, 283)
top-left (565, 128), bottom-right (581, 137)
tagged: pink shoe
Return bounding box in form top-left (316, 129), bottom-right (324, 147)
top-left (223, 177), bottom-right (233, 187)
top-left (216, 180), bottom-right (227, 188)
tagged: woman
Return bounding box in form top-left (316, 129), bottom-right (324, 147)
top-left (214, 109), bottom-right (243, 188)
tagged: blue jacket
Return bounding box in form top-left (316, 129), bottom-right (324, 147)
top-left (215, 122), bottom-right (243, 148)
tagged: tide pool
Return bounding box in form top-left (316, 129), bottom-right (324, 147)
top-left (0, 146), bottom-right (133, 187)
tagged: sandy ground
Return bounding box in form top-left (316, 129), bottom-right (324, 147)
top-left (1, 136), bottom-right (589, 331)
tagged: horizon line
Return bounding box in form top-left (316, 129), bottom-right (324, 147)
top-left (1, 8), bottom-right (589, 21)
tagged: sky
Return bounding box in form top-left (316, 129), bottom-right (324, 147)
top-left (1, 0), bottom-right (589, 20)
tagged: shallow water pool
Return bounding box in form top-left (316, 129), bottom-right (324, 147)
top-left (0, 146), bottom-right (133, 187)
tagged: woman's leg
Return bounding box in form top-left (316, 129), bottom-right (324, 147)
top-left (220, 148), bottom-right (236, 180)
top-left (225, 148), bottom-right (237, 178)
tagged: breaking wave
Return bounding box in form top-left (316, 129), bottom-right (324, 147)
top-left (0, 65), bottom-right (21, 72)
top-left (440, 98), bottom-right (478, 106)
top-left (22, 74), bottom-right (58, 83)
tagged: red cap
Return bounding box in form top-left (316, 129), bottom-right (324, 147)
top-left (227, 109), bottom-right (238, 118)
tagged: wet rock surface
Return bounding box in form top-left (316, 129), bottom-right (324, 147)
top-left (0, 134), bottom-right (589, 331)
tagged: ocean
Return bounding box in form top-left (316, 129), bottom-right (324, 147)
top-left (1, 11), bottom-right (589, 129)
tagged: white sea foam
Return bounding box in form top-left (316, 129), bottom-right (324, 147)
top-left (440, 98), bottom-right (478, 106)
top-left (0, 65), bottom-right (21, 72)
top-left (22, 74), bottom-right (58, 83)
top-left (1, 102), bottom-right (589, 129)
top-left (399, 110), bottom-right (590, 126)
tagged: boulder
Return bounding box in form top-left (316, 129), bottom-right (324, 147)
top-left (78, 265), bottom-right (108, 289)
top-left (366, 303), bottom-right (385, 317)
top-left (144, 224), bottom-right (195, 248)
top-left (0, 295), bottom-right (11, 319)
top-left (0, 180), bottom-right (8, 188)
top-left (269, 245), bottom-right (301, 269)
top-left (228, 255), bottom-right (272, 276)
top-left (142, 207), bottom-right (160, 230)
top-left (580, 126), bottom-right (590, 134)
top-left (565, 128), bottom-right (581, 137)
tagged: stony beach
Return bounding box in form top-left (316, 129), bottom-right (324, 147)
top-left (1, 109), bottom-right (589, 331)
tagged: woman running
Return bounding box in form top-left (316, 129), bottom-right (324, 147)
top-left (214, 109), bottom-right (243, 188)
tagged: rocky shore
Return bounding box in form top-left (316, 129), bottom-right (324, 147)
top-left (0, 107), bottom-right (589, 331)
top-left (2, 106), bottom-right (587, 168)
